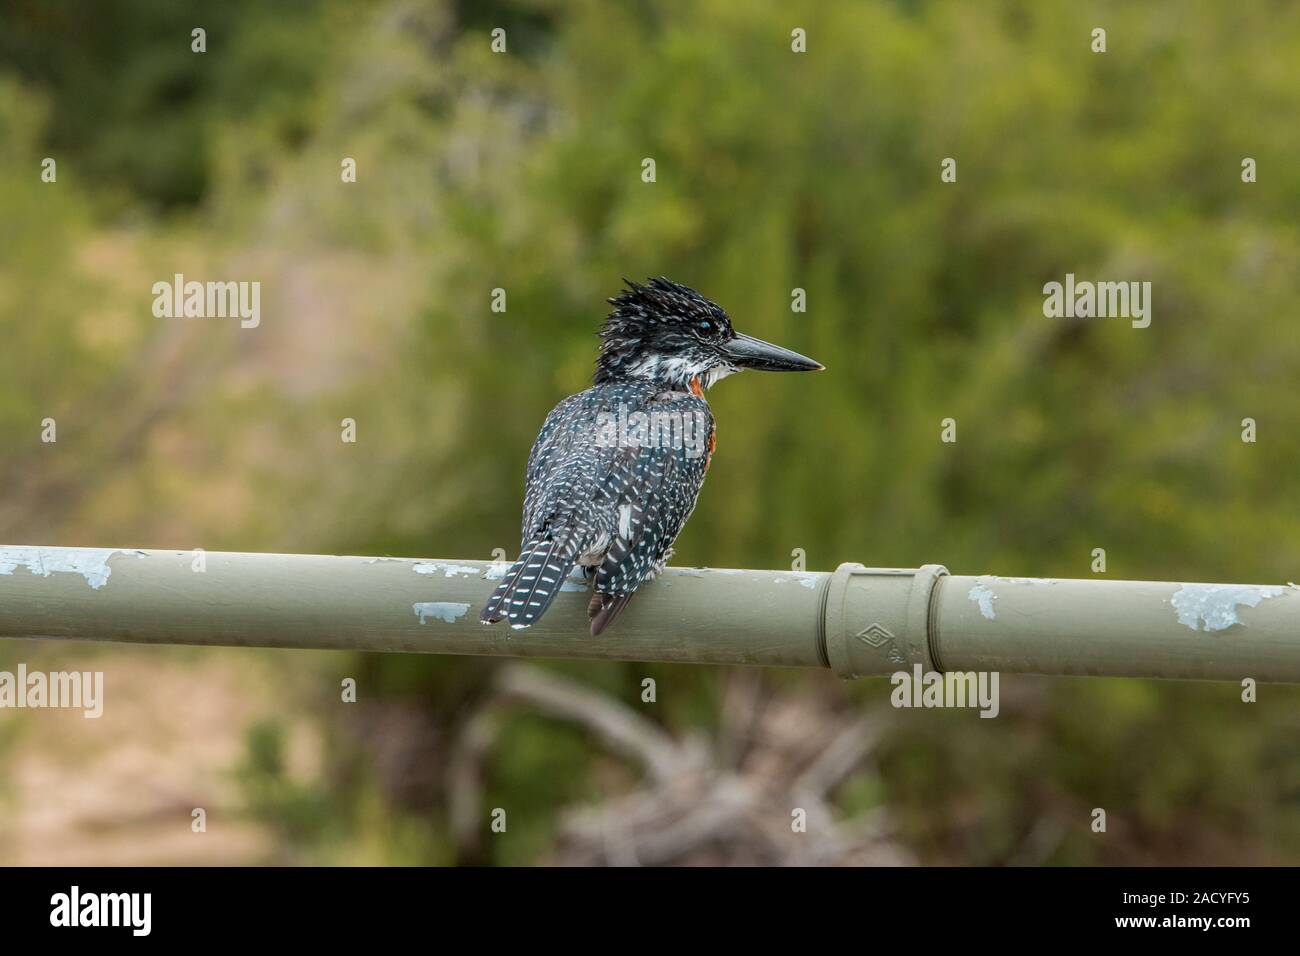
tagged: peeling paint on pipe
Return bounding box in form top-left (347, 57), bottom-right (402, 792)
top-left (1169, 583), bottom-right (1286, 632)
top-left (968, 582), bottom-right (998, 620)
top-left (413, 602), bottom-right (471, 624)
top-left (413, 563), bottom-right (480, 578)
top-left (0, 546), bottom-right (144, 590)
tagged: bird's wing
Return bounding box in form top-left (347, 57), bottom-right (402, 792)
top-left (591, 412), bottom-right (710, 599)
top-left (520, 392), bottom-right (590, 541)
top-left (586, 430), bottom-right (709, 636)
top-left (516, 387), bottom-right (711, 632)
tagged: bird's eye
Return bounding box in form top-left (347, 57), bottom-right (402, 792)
top-left (698, 320), bottom-right (712, 333)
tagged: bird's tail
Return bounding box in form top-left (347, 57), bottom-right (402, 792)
top-left (588, 591), bottom-right (634, 637)
top-left (479, 532), bottom-right (580, 629)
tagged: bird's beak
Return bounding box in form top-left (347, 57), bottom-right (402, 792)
top-left (722, 332), bottom-right (824, 372)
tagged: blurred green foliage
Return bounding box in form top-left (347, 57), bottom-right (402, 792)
top-left (1, 0), bottom-right (1298, 863)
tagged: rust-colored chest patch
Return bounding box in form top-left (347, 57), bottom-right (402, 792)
top-left (688, 376), bottom-right (715, 471)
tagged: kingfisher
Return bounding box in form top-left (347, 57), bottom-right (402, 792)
top-left (480, 278), bottom-right (823, 636)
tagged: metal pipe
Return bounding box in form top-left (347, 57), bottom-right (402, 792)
top-left (0, 547), bottom-right (1296, 682)
top-left (822, 564), bottom-right (1300, 682)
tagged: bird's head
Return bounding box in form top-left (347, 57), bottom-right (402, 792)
top-left (594, 277), bottom-right (823, 390)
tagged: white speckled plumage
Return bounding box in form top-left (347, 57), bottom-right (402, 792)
top-left (478, 378), bottom-right (714, 633)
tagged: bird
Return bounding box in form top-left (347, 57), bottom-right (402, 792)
top-left (480, 277), bottom-right (823, 636)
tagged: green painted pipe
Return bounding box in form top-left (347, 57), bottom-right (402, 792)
top-left (0, 547), bottom-right (1296, 682)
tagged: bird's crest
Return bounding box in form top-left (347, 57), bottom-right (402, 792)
top-left (595, 277), bottom-right (734, 387)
